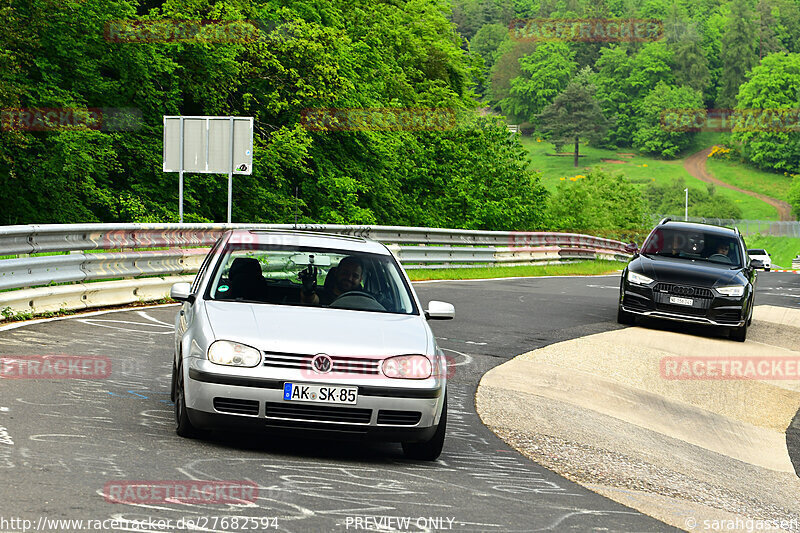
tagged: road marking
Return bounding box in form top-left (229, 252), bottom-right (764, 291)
top-left (135, 311), bottom-right (174, 326)
top-left (0, 426), bottom-right (13, 445)
top-left (0, 303), bottom-right (179, 332)
top-left (441, 348), bottom-right (473, 367)
top-left (76, 318), bottom-right (174, 334)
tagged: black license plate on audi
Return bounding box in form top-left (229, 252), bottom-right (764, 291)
top-left (283, 383), bottom-right (358, 404)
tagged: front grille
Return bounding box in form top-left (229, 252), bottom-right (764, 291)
top-left (265, 402), bottom-right (372, 424)
top-left (655, 283), bottom-right (714, 299)
top-left (377, 410), bottom-right (421, 426)
top-left (262, 351), bottom-right (381, 375)
top-left (213, 397), bottom-right (259, 416)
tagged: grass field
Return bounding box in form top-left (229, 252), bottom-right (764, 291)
top-left (406, 260), bottom-right (623, 281)
top-left (518, 136), bottom-right (780, 220)
top-left (743, 235), bottom-right (800, 269)
top-left (706, 158), bottom-right (794, 203)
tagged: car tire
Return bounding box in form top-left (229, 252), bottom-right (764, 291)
top-left (765, 268), bottom-right (770, 272)
top-left (402, 392), bottom-right (447, 461)
top-left (170, 360), bottom-right (177, 402)
top-left (174, 360), bottom-right (200, 438)
top-left (617, 306), bottom-right (635, 325)
top-left (730, 323), bottom-right (747, 342)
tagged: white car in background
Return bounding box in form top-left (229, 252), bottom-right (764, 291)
top-left (747, 249), bottom-right (771, 271)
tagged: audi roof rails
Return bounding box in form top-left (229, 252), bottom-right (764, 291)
top-left (658, 217), bottom-right (671, 225)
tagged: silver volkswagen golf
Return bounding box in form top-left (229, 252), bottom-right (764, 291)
top-left (170, 229), bottom-right (454, 460)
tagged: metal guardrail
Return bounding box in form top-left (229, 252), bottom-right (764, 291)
top-left (0, 224), bottom-right (630, 315)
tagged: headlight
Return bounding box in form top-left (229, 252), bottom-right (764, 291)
top-left (382, 355), bottom-right (432, 379)
top-left (716, 285), bottom-right (745, 297)
top-left (207, 340), bottom-right (261, 367)
top-left (627, 271), bottom-right (654, 285)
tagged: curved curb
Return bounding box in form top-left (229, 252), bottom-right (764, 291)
top-left (476, 305), bottom-right (800, 530)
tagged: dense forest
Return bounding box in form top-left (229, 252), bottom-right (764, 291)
top-left (468, 0), bottom-right (800, 168)
top-left (1, 0), bottom-right (799, 228)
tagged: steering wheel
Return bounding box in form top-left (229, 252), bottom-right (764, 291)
top-left (330, 290), bottom-right (386, 311)
top-left (708, 253), bottom-right (732, 264)
top-left (332, 290), bottom-right (379, 302)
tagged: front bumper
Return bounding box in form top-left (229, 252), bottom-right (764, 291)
top-left (183, 361), bottom-right (445, 442)
top-left (620, 282), bottom-right (747, 327)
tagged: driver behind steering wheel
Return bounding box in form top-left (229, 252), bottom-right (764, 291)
top-left (301, 255), bottom-right (364, 306)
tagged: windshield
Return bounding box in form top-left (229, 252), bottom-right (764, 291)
top-left (747, 249), bottom-right (766, 255)
top-left (642, 228), bottom-right (742, 268)
top-left (204, 244), bottom-right (417, 315)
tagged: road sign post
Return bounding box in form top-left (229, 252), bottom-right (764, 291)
top-left (163, 116), bottom-right (253, 223)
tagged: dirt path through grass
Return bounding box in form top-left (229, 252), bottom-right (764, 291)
top-left (684, 148), bottom-right (794, 221)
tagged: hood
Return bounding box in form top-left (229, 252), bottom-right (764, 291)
top-left (631, 254), bottom-right (744, 287)
top-left (202, 302), bottom-right (430, 356)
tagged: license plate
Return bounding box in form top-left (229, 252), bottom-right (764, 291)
top-left (283, 383), bottom-right (358, 405)
top-left (669, 296), bottom-right (694, 306)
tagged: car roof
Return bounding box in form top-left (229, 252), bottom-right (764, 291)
top-left (657, 220), bottom-right (739, 237)
top-left (224, 229), bottom-right (392, 255)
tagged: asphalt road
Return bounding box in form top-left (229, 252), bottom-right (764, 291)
top-left (0, 272), bottom-right (797, 532)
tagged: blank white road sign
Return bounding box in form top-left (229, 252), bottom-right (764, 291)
top-left (163, 116), bottom-right (253, 175)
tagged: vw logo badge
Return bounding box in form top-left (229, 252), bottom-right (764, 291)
top-left (311, 354), bottom-right (333, 374)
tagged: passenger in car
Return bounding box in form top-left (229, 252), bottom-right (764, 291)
top-left (225, 257), bottom-right (270, 301)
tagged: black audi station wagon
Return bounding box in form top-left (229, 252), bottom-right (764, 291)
top-left (618, 219), bottom-right (760, 341)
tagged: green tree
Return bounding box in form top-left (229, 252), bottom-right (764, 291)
top-left (757, 0), bottom-right (784, 59)
top-left (471, 23), bottom-right (510, 72)
top-left (537, 78), bottom-right (610, 167)
top-left (547, 169), bottom-right (648, 231)
top-left (503, 42), bottom-right (576, 123)
top-left (633, 81), bottom-right (705, 158)
top-left (488, 39), bottom-right (537, 108)
top-left (789, 174), bottom-right (800, 218)
top-left (718, 0), bottom-right (758, 108)
top-left (664, 6), bottom-right (711, 93)
top-left (450, 0), bottom-right (515, 40)
top-left (593, 42), bottom-right (673, 147)
top-left (731, 52), bottom-right (800, 173)
top-left (645, 178), bottom-right (743, 219)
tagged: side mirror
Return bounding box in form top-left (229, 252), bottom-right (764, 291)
top-left (749, 259), bottom-right (764, 270)
top-left (624, 242), bottom-right (639, 257)
top-left (170, 282), bottom-right (195, 303)
top-left (425, 301), bottom-right (455, 320)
